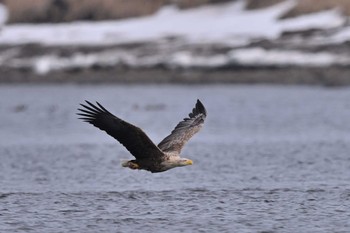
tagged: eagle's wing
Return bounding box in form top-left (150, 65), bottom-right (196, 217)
top-left (158, 99), bottom-right (207, 154)
top-left (77, 101), bottom-right (164, 160)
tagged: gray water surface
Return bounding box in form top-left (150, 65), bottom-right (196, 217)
top-left (1, 85), bottom-right (350, 232)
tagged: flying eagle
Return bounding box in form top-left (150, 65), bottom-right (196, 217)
top-left (77, 99), bottom-right (207, 173)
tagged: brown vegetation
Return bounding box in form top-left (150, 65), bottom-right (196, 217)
top-left (245, 0), bottom-right (284, 10)
top-left (4, 0), bottom-right (166, 23)
top-left (4, 0), bottom-right (51, 23)
top-left (64, 0), bottom-right (165, 21)
top-left (3, 0), bottom-right (232, 24)
top-left (3, 0), bottom-right (350, 24)
top-left (174, 0), bottom-right (232, 9)
top-left (282, 0), bottom-right (350, 18)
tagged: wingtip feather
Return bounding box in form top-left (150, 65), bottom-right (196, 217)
top-left (96, 101), bottom-right (110, 113)
top-left (195, 99), bottom-right (207, 117)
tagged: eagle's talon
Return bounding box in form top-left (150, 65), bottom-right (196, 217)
top-left (129, 162), bottom-right (139, 169)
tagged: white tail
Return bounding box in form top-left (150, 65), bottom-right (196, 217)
top-left (121, 160), bottom-right (130, 167)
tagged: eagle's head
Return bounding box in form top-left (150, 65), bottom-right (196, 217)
top-left (177, 158), bottom-right (193, 167)
top-left (162, 158), bottom-right (193, 170)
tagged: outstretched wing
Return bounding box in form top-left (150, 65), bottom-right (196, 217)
top-left (158, 99), bottom-right (207, 154)
top-left (77, 101), bottom-right (164, 160)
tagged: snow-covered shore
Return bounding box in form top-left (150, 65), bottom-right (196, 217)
top-left (0, 0), bottom-right (350, 83)
top-left (0, 1), bottom-right (345, 46)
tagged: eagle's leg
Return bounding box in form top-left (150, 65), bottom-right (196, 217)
top-left (121, 160), bottom-right (140, 170)
top-left (129, 162), bottom-right (139, 169)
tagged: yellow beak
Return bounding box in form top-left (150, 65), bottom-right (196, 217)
top-left (186, 160), bottom-right (193, 165)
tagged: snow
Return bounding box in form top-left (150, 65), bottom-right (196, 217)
top-left (0, 3), bottom-right (7, 27)
top-left (280, 9), bottom-right (344, 32)
top-left (169, 51), bottom-right (228, 68)
top-left (228, 47), bottom-right (350, 66)
top-left (329, 27), bottom-right (350, 44)
top-left (0, 0), bottom-right (345, 46)
top-left (0, 0), bottom-right (349, 71)
top-left (6, 47), bottom-right (350, 75)
top-left (305, 26), bottom-right (350, 45)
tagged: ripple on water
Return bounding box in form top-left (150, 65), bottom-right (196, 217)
top-left (1, 85), bottom-right (350, 232)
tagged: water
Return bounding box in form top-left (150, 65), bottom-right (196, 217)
top-left (1, 84), bottom-right (350, 232)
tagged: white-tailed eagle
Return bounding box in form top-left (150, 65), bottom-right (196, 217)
top-left (77, 99), bottom-right (207, 173)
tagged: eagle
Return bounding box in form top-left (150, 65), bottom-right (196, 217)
top-left (77, 99), bottom-right (207, 173)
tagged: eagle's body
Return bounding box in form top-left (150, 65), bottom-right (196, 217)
top-left (77, 99), bottom-right (207, 173)
top-left (121, 152), bottom-right (190, 173)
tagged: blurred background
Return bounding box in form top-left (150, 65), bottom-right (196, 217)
top-left (0, 0), bottom-right (349, 85)
top-left (2, 1), bottom-right (350, 232)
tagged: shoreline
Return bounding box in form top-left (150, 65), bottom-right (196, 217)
top-left (1, 66), bottom-right (349, 86)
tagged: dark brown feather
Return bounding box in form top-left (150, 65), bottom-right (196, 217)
top-left (157, 99), bottom-right (207, 154)
top-left (77, 101), bottom-right (164, 160)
